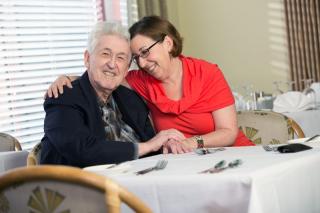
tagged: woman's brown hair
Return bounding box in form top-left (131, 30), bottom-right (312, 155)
top-left (129, 16), bottom-right (183, 57)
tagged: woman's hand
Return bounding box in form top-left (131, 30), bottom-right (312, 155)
top-left (45, 75), bottom-right (73, 98)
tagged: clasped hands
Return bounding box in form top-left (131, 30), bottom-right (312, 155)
top-left (162, 138), bottom-right (194, 154)
top-left (150, 129), bottom-right (194, 154)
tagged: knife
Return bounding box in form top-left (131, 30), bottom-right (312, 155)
top-left (304, 134), bottom-right (320, 142)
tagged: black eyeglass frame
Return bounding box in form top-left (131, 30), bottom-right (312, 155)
top-left (130, 35), bottom-right (166, 66)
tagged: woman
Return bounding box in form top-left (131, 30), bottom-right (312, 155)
top-left (47, 16), bottom-right (254, 152)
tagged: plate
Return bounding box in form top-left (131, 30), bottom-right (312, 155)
top-left (83, 164), bottom-right (116, 171)
top-left (288, 137), bottom-right (320, 144)
top-left (83, 162), bottom-right (131, 174)
top-left (287, 138), bottom-right (307, 143)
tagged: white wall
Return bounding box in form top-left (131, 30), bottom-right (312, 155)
top-left (167, 0), bottom-right (289, 94)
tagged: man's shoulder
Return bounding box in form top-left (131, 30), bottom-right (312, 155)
top-left (44, 80), bottom-right (88, 106)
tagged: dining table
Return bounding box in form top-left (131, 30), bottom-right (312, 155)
top-left (89, 139), bottom-right (320, 213)
top-left (284, 108), bottom-right (320, 137)
top-left (0, 150), bottom-right (29, 173)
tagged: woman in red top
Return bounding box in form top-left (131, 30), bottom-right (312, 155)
top-left (48, 16), bottom-right (254, 152)
top-left (123, 16), bottom-right (254, 151)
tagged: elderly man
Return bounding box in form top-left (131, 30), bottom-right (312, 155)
top-left (41, 22), bottom-right (184, 167)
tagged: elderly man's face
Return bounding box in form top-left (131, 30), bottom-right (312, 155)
top-left (85, 34), bottom-right (131, 95)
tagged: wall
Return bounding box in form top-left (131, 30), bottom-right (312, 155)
top-left (166, 0), bottom-right (289, 95)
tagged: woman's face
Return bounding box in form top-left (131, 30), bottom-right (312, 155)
top-left (130, 34), bottom-right (173, 80)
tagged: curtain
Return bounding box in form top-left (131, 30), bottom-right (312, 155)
top-left (284, 0), bottom-right (320, 90)
top-left (136, 0), bottom-right (168, 19)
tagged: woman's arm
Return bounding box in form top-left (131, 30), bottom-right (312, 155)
top-left (46, 75), bottom-right (132, 99)
top-left (183, 105), bottom-right (239, 148)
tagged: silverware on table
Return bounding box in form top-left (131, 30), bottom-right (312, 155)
top-left (135, 159), bottom-right (168, 175)
top-left (200, 159), bottom-right (242, 174)
top-left (194, 147), bottom-right (226, 155)
top-left (304, 134), bottom-right (320, 142)
top-left (199, 160), bottom-right (226, 173)
top-left (262, 145), bottom-right (278, 152)
top-left (208, 159), bottom-right (243, 173)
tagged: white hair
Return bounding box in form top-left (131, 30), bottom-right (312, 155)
top-left (87, 22), bottom-right (130, 53)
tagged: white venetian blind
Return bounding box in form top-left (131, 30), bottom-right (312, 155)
top-left (0, 0), bottom-right (105, 150)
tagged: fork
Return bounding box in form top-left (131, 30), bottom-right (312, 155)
top-left (135, 160), bottom-right (168, 175)
top-left (194, 147), bottom-right (226, 155)
top-left (262, 145), bottom-right (278, 152)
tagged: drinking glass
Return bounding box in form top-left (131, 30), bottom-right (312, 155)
top-left (302, 79), bottom-right (316, 108)
top-left (242, 84), bottom-right (257, 110)
top-left (272, 81), bottom-right (283, 97)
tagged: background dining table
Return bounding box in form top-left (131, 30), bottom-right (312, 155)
top-left (284, 108), bottom-right (320, 137)
top-left (90, 139), bottom-right (320, 213)
top-left (0, 150), bottom-right (29, 173)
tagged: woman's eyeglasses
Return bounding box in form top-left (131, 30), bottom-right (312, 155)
top-left (131, 35), bottom-right (165, 65)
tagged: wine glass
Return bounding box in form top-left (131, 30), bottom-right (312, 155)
top-left (242, 84), bottom-right (257, 110)
top-left (272, 81), bottom-right (284, 97)
top-left (302, 79), bottom-right (316, 108)
top-left (285, 80), bottom-right (295, 92)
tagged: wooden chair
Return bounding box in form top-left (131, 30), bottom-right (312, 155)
top-left (0, 133), bottom-right (22, 151)
top-left (237, 110), bottom-right (305, 145)
top-left (27, 142), bottom-right (42, 166)
top-left (0, 165), bottom-right (152, 213)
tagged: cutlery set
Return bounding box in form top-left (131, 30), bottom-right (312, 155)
top-left (262, 145), bottom-right (278, 152)
top-left (194, 147), bottom-right (226, 155)
top-left (199, 159), bottom-right (242, 174)
top-left (135, 147), bottom-right (232, 175)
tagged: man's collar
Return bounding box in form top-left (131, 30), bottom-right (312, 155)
top-left (97, 95), bottom-right (114, 107)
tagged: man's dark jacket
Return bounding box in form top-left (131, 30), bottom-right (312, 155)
top-left (40, 72), bottom-right (155, 167)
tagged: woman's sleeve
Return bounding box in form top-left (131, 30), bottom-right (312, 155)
top-left (198, 63), bottom-right (235, 112)
top-left (125, 70), bottom-right (149, 99)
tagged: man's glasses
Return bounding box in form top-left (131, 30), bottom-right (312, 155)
top-left (131, 35), bottom-right (165, 65)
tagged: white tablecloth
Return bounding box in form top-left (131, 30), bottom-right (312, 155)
top-left (284, 109), bottom-right (320, 137)
top-left (93, 141), bottom-right (320, 213)
top-left (0, 151), bottom-right (28, 173)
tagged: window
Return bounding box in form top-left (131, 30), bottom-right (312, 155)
top-left (0, 0), bottom-right (137, 150)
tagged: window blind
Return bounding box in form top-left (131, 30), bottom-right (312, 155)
top-left (0, 0), bottom-right (137, 150)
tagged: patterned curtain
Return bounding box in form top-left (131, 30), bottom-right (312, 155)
top-left (283, 0), bottom-right (320, 90)
top-left (136, 0), bottom-right (168, 19)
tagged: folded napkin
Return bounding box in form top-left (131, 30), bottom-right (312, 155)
top-left (273, 91), bottom-right (314, 113)
top-left (310, 82), bottom-right (320, 106)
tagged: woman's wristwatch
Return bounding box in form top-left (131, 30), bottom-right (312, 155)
top-left (193, 135), bottom-right (204, 149)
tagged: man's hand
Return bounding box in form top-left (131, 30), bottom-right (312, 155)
top-left (162, 139), bottom-right (193, 154)
top-left (138, 129), bottom-right (186, 156)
